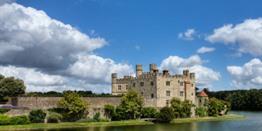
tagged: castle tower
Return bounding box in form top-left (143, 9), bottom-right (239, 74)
top-left (149, 64), bottom-right (157, 73)
top-left (136, 64), bottom-right (143, 77)
top-left (111, 73), bottom-right (117, 95)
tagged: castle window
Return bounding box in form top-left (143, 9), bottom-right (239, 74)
top-left (166, 90), bottom-right (171, 96)
top-left (180, 82), bottom-right (184, 86)
top-left (118, 85), bottom-right (121, 90)
top-left (151, 93), bottom-right (154, 98)
top-left (126, 85), bottom-right (128, 90)
top-left (150, 81), bottom-right (154, 86)
top-left (133, 83), bottom-right (136, 87)
top-left (180, 91), bottom-right (184, 96)
top-left (166, 81), bottom-right (170, 86)
top-left (192, 93), bottom-right (194, 96)
top-left (191, 84), bottom-right (194, 87)
top-left (140, 82), bottom-right (144, 86)
top-left (141, 92), bottom-right (144, 95)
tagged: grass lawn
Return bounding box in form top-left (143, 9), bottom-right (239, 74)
top-left (171, 114), bottom-right (245, 124)
top-left (0, 120), bottom-right (153, 130)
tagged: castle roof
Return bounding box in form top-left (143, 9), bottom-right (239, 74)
top-left (198, 90), bottom-right (208, 97)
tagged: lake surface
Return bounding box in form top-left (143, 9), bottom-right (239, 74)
top-left (34, 111), bottom-right (262, 131)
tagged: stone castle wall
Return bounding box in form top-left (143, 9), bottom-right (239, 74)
top-left (7, 96), bottom-right (157, 117)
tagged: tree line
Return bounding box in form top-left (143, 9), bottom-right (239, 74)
top-left (208, 89), bottom-right (262, 111)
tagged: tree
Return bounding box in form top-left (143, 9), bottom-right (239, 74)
top-left (58, 91), bottom-right (88, 121)
top-left (0, 76), bottom-right (26, 98)
top-left (208, 98), bottom-right (227, 116)
top-left (170, 98), bottom-right (193, 118)
top-left (104, 104), bottom-right (115, 120)
top-left (118, 90), bottom-right (144, 119)
top-left (29, 109), bottom-right (46, 123)
top-left (158, 107), bottom-right (175, 123)
top-left (141, 107), bottom-right (158, 118)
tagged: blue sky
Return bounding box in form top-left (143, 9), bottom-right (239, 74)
top-left (0, 0), bottom-right (262, 92)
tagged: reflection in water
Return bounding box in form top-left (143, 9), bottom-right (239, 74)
top-left (29, 112), bottom-right (262, 131)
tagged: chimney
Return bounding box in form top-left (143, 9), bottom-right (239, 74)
top-left (163, 70), bottom-right (169, 76)
top-left (136, 64), bottom-right (143, 77)
top-left (190, 73), bottom-right (195, 80)
top-left (112, 73), bottom-right (117, 84)
top-left (183, 70), bottom-right (189, 77)
top-left (150, 64), bottom-right (157, 73)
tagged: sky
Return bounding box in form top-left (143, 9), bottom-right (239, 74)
top-left (0, 0), bottom-right (262, 93)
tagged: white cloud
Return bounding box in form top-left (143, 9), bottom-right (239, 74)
top-left (207, 18), bottom-right (262, 56)
top-left (0, 65), bottom-right (65, 91)
top-left (160, 55), bottom-right (220, 88)
top-left (197, 46), bottom-right (215, 54)
top-left (178, 28), bottom-right (196, 40)
top-left (0, 3), bottom-right (107, 70)
top-left (227, 58), bottom-right (262, 89)
top-left (0, 3), bottom-right (133, 93)
top-left (67, 55), bottom-right (134, 84)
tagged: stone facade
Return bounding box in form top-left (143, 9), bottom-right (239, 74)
top-left (112, 64), bottom-right (198, 108)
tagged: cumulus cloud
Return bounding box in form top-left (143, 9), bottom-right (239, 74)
top-left (207, 18), bottom-right (262, 56)
top-left (0, 65), bottom-right (66, 91)
top-left (227, 58), bottom-right (262, 89)
top-left (178, 28), bottom-right (196, 40)
top-left (197, 46), bottom-right (215, 54)
top-left (0, 3), bottom-right (107, 70)
top-left (67, 55), bottom-right (134, 84)
top-left (0, 3), bottom-right (133, 93)
top-left (160, 55), bottom-right (220, 88)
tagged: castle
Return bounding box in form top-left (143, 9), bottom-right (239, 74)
top-left (112, 64), bottom-right (207, 108)
top-left (3, 64), bottom-right (208, 117)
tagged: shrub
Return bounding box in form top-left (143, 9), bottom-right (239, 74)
top-left (58, 92), bottom-right (88, 122)
top-left (47, 112), bottom-right (63, 123)
top-left (141, 107), bottom-right (158, 118)
top-left (158, 107), bottom-right (175, 123)
top-left (208, 98), bottom-right (227, 116)
top-left (9, 115), bottom-right (30, 125)
top-left (195, 107), bottom-right (207, 117)
top-left (104, 104), bottom-right (115, 119)
top-left (29, 109), bottom-right (47, 123)
top-left (0, 108), bottom-right (10, 114)
top-left (0, 115), bottom-right (10, 125)
top-left (93, 112), bottom-right (101, 122)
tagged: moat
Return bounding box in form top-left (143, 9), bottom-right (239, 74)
top-left (28, 111), bottom-right (261, 131)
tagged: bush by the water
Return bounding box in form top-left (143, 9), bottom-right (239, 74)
top-left (195, 107), bottom-right (208, 117)
top-left (93, 112), bottom-right (101, 122)
top-left (47, 112), bottom-right (63, 123)
top-left (208, 98), bottom-right (229, 116)
top-left (57, 91), bottom-right (88, 122)
top-left (158, 107), bottom-right (175, 123)
top-left (9, 115), bottom-right (30, 125)
top-left (0, 115), bottom-right (30, 125)
top-left (104, 104), bottom-right (115, 119)
top-left (141, 107), bottom-right (158, 118)
top-left (29, 109), bottom-right (46, 123)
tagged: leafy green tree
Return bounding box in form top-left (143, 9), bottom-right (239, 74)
top-left (207, 98), bottom-right (226, 116)
top-left (58, 92), bottom-right (88, 121)
top-left (104, 104), bottom-right (115, 119)
top-left (0, 76), bottom-right (26, 98)
top-left (170, 98), bottom-right (193, 118)
top-left (141, 107), bottom-right (158, 118)
top-left (195, 107), bottom-right (208, 117)
top-left (118, 90), bottom-right (143, 119)
top-left (158, 107), bottom-right (175, 123)
top-left (29, 109), bottom-right (46, 123)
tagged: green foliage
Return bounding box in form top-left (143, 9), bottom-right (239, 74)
top-left (0, 115), bottom-right (10, 125)
top-left (158, 107), bottom-right (175, 123)
top-left (0, 115), bottom-right (30, 125)
top-left (25, 90), bottom-right (115, 97)
top-left (29, 109), bottom-right (47, 123)
top-left (141, 107), bottom-right (158, 118)
top-left (207, 98), bottom-right (228, 116)
top-left (195, 107), bottom-right (208, 117)
top-left (93, 112), bottom-right (101, 122)
top-left (47, 112), bottom-right (63, 123)
top-left (0, 108), bottom-right (10, 114)
top-left (170, 98), bottom-right (194, 118)
top-left (209, 89), bottom-right (261, 111)
top-left (117, 90), bottom-right (143, 120)
top-left (0, 76), bottom-right (26, 98)
top-left (58, 91), bottom-right (88, 121)
top-left (104, 104), bottom-right (115, 119)
top-left (9, 115), bottom-right (30, 125)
